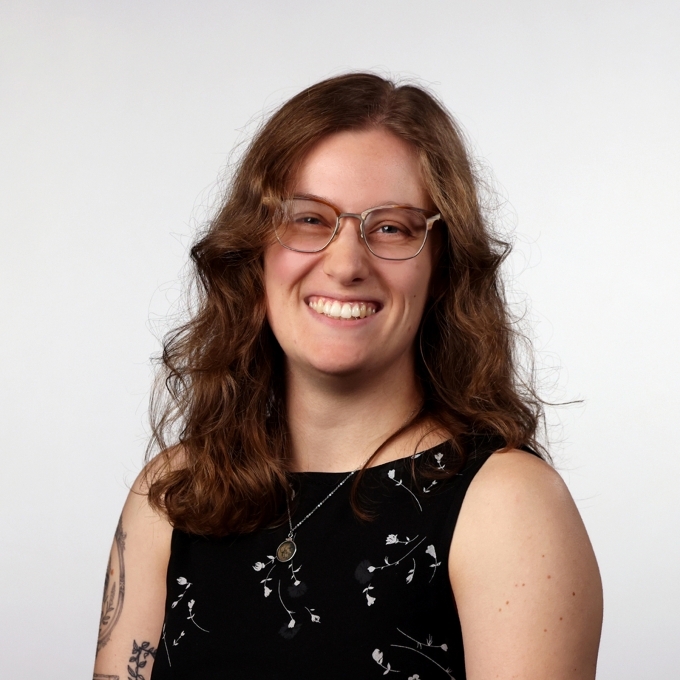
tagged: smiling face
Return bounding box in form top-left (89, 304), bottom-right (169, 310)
top-left (263, 127), bottom-right (436, 381)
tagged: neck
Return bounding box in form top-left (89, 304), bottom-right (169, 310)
top-left (284, 354), bottom-right (431, 472)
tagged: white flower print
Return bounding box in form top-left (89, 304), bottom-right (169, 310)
top-left (288, 561), bottom-right (302, 586)
top-left (372, 649), bottom-right (398, 674)
top-left (163, 574), bottom-right (209, 667)
top-left (390, 628), bottom-right (455, 678)
top-left (253, 555), bottom-right (276, 572)
top-left (277, 580), bottom-right (296, 629)
top-left (434, 451), bottom-right (445, 470)
top-left (405, 559), bottom-right (416, 584)
top-left (397, 628), bottom-right (448, 652)
top-left (387, 469), bottom-right (423, 511)
top-left (423, 480), bottom-right (438, 493)
top-left (408, 676), bottom-right (420, 680)
top-left (171, 577), bottom-right (191, 608)
top-left (253, 545), bottom-right (319, 633)
top-left (357, 535), bottom-right (427, 605)
top-left (425, 544), bottom-right (442, 582)
top-left (305, 607), bottom-right (320, 623)
top-left (186, 599), bottom-right (209, 632)
top-left (368, 536), bottom-right (427, 574)
top-left (386, 533), bottom-right (417, 546)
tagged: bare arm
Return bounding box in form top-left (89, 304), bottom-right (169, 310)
top-left (93, 469), bottom-right (173, 679)
top-left (449, 451), bottom-right (603, 680)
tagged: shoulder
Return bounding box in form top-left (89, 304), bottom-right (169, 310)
top-left (449, 449), bottom-right (603, 678)
top-left (450, 448), bottom-right (596, 576)
top-left (460, 448), bottom-right (573, 517)
top-left (119, 454), bottom-right (176, 575)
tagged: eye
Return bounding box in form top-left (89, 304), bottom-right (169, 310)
top-left (367, 220), bottom-right (416, 239)
top-left (298, 214), bottom-right (320, 225)
top-left (375, 223), bottom-right (407, 235)
top-left (292, 212), bottom-right (334, 229)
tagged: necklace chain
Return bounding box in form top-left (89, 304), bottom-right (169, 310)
top-left (276, 406), bottom-right (421, 562)
top-left (285, 468), bottom-right (356, 538)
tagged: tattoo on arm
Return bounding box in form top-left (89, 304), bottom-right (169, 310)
top-left (128, 640), bottom-right (157, 680)
top-left (97, 516), bottom-right (127, 652)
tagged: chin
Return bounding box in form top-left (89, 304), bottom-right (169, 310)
top-left (309, 357), bottom-right (368, 377)
top-left (299, 346), bottom-right (374, 377)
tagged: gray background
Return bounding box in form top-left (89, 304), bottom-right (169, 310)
top-left (1, 1), bottom-right (678, 676)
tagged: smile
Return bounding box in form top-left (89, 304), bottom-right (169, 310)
top-left (307, 296), bottom-right (378, 320)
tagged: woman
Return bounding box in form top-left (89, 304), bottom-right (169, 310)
top-left (93, 73), bottom-right (602, 679)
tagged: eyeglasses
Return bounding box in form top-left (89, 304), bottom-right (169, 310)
top-left (271, 195), bottom-right (440, 261)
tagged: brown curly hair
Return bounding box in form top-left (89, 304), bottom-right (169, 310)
top-left (145, 72), bottom-right (545, 536)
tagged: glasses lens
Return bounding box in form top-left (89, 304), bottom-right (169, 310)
top-left (363, 208), bottom-right (428, 260)
top-left (275, 199), bottom-right (337, 252)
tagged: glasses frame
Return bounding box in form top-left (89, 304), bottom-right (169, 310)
top-left (272, 195), bottom-right (441, 261)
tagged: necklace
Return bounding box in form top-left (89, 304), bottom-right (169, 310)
top-left (276, 407), bottom-right (421, 562)
top-left (275, 468), bottom-right (357, 562)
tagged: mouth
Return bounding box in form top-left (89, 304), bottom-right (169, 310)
top-left (307, 296), bottom-right (379, 320)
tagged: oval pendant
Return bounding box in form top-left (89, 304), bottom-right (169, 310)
top-left (276, 538), bottom-right (297, 562)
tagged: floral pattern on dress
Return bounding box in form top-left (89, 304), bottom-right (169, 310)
top-left (372, 629), bottom-right (456, 678)
top-left (161, 576), bottom-right (209, 668)
top-left (252, 547), bottom-right (321, 637)
top-left (355, 536), bottom-right (442, 605)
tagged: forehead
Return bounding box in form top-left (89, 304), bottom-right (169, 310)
top-left (291, 128), bottom-right (430, 212)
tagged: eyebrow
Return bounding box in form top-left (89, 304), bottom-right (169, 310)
top-left (292, 192), bottom-right (423, 211)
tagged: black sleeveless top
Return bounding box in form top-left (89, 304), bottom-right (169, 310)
top-left (151, 436), bottom-right (502, 679)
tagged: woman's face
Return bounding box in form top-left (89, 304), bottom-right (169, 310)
top-left (263, 128), bottom-right (436, 380)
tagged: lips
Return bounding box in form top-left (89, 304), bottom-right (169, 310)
top-left (307, 296), bottom-right (379, 320)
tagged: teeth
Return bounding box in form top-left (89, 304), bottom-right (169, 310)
top-left (308, 297), bottom-right (377, 320)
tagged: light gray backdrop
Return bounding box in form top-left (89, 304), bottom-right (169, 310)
top-left (1, 1), bottom-right (678, 677)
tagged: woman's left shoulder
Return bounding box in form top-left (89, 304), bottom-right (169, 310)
top-left (450, 447), bottom-right (597, 571)
top-left (449, 449), bottom-right (603, 679)
top-left (471, 447), bottom-right (573, 506)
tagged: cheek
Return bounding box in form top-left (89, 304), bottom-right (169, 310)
top-left (263, 247), bottom-right (317, 327)
top-left (402, 261), bottom-right (433, 306)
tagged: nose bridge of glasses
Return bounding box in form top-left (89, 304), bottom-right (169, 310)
top-left (335, 212), bottom-right (366, 241)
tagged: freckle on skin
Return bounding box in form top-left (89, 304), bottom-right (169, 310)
top-left (572, 592), bottom-right (576, 596)
top-left (506, 601), bottom-right (509, 605)
top-left (560, 617), bottom-right (563, 621)
top-left (544, 629), bottom-right (547, 633)
top-left (547, 575), bottom-right (551, 579)
top-left (522, 583), bottom-right (525, 587)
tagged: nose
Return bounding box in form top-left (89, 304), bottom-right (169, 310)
top-left (322, 215), bottom-right (370, 283)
